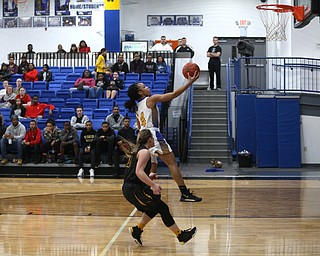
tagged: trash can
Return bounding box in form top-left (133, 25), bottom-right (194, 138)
top-left (238, 150), bottom-right (252, 167)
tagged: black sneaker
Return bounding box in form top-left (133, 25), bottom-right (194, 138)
top-left (129, 226), bottom-right (143, 246)
top-left (180, 189), bottom-right (202, 202)
top-left (177, 227), bottom-right (197, 245)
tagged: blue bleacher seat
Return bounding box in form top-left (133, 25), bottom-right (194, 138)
top-left (88, 66), bottom-right (95, 72)
top-left (50, 66), bottom-right (60, 73)
top-left (41, 90), bottom-right (55, 99)
top-left (74, 66), bottom-right (87, 73)
top-left (141, 73), bottom-right (155, 81)
top-left (139, 80), bottom-right (153, 88)
top-left (21, 82), bottom-right (33, 90)
top-left (118, 72), bottom-right (125, 80)
top-left (48, 82), bottom-right (61, 92)
top-left (55, 119), bottom-right (70, 129)
top-left (71, 90), bottom-right (86, 99)
top-left (20, 119), bottom-right (30, 128)
top-left (125, 73), bottom-right (140, 81)
top-left (60, 108), bottom-right (75, 119)
top-left (91, 119), bottom-right (105, 130)
top-left (114, 98), bottom-right (128, 108)
top-left (61, 81), bottom-right (75, 90)
top-left (10, 74), bottom-right (23, 82)
top-left (156, 73), bottom-right (169, 81)
top-left (93, 109), bottom-right (110, 119)
top-left (83, 108), bottom-right (93, 119)
top-left (99, 99), bottom-right (114, 109)
top-left (65, 98), bottom-right (81, 109)
top-left (0, 109), bottom-right (11, 120)
top-left (36, 66), bottom-right (43, 73)
top-left (38, 98), bottom-right (49, 103)
top-left (33, 81), bottom-right (47, 90)
top-left (53, 74), bottom-right (67, 81)
top-left (153, 80), bottom-right (168, 90)
top-left (36, 119), bottom-right (47, 130)
top-left (60, 67), bottom-right (74, 73)
top-left (66, 73), bottom-right (81, 81)
top-left (28, 90), bottom-right (41, 98)
top-left (56, 90), bottom-right (71, 100)
top-left (83, 99), bottom-right (98, 109)
top-left (50, 98), bottom-right (65, 109)
top-left (44, 108), bottom-right (59, 119)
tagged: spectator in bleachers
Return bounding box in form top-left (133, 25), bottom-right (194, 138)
top-left (22, 120), bottom-right (42, 164)
top-left (71, 106), bottom-right (89, 130)
top-left (17, 55), bottom-right (29, 74)
top-left (156, 55), bottom-right (168, 74)
top-left (58, 121), bottom-right (79, 165)
top-left (16, 87), bottom-right (31, 106)
top-left (73, 69), bottom-right (95, 91)
top-left (69, 43), bottom-right (78, 53)
top-left (130, 52), bottom-right (144, 74)
top-left (0, 63), bottom-right (12, 82)
top-left (23, 63), bottom-right (39, 82)
top-left (25, 43), bottom-right (36, 58)
top-left (14, 78), bottom-right (23, 94)
top-left (95, 48), bottom-right (107, 77)
top-left (0, 85), bottom-right (16, 108)
top-left (144, 54), bottom-right (157, 74)
top-left (56, 44), bottom-right (67, 54)
top-left (0, 114), bottom-right (6, 154)
top-left (151, 36), bottom-right (173, 52)
top-left (112, 53), bottom-right (129, 74)
top-left (94, 73), bottom-right (109, 98)
top-left (7, 56), bottom-right (18, 75)
top-left (0, 80), bottom-right (9, 98)
top-left (106, 71), bottom-right (124, 99)
top-left (10, 98), bottom-right (26, 119)
top-left (42, 118), bottom-right (61, 163)
top-left (105, 105), bottom-right (124, 130)
top-left (78, 40), bottom-right (91, 53)
top-left (95, 121), bottom-right (116, 166)
top-left (1, 115), bottom-right (26, 165)
top-left (38, 64), bottom-right (53, 82)
top-left (77, 120), bottom-right (96, 177)
top-left (25, 95), bottom-right (55, 120)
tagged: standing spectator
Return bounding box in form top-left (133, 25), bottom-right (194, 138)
top-left (58, 121), bottom-right (79, 165)
top-left (106, 105), bottom-right (124, 131)
top-left (95, 48), bottom-right (107, 77)
top-left (0, 85), bottom-right (16, 108)
top-left (7, 56), bottom-right (18, 75)
top-left (70, 106), bottom-right (89, 130)
top-left (38, 64), bottom-right (53, 82)
top-left (14, 78), bottom-right (23, 94)
top-left (69, 43), bottom-right (78, 53)
top-left (77, 120), bottom-right (96, 178)
top-left (42, 119), bottom-right (61, 163)
top-left (10, 98), bottom-right (26, 119)
top-left (78, 40), bottom-right (91, 53)
top-left (106, 71), bottom-right (123, 99)
top-left (22, 120), bottom-right (42, 164)
top-left (23, 63), bottom-right (39, 82)
top-left (0, 63), bottom-right (11, 81)
top-left (129, 52), bottom-right (144, 74)
top-left (17, 55), bottom-right (29, 74)
top-left (1, 115), bottom-right (26, 165)
top-left (156, 55), bottom-right (167, 74)
top-left (175, 37), bottom-right (194, 58)
top-left (16, 87), bottom-right (31, 106)
top-left (73, 69), bottom-right (95, 91)
top-left (56, 44), bottom-right (67, 54)
top-left (0, 80), bottom-right (9, 98)
top-left (25, 43), bottom-right (36, 58)
top-left (144, 54), bottom-right (157, 74)
top-left (25, 95), bottom-right (55, 119)
top-left (151, 36), bottom-right (173, 52)
top-left (95, 73), bottom-right (109, 98)
top-left (207, 36), bottom-right (222, 90)
top-left (95, 121), bottom-right (116, 166)
top-left (112, 53), bottom-right (129, 74)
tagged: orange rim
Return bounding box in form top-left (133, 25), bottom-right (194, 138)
top-left (256, 4), bottom-right (305, 22)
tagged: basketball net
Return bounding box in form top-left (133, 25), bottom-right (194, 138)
top-left (15, 0), bottom-right (29, 14)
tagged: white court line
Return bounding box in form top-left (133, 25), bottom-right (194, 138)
top-left (99, 207), bottom-right (137, 256)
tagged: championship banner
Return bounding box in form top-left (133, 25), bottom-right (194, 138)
top-left (104, 0), bottom-right (120, 10)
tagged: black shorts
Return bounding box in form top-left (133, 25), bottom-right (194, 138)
top-left (122, 182), bottom-right (160, 212)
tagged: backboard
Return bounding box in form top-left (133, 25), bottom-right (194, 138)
top-left (294, 0), bottom-right (320, 28)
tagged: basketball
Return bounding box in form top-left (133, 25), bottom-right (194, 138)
top-left (182, 62), bottom-right (200, 79)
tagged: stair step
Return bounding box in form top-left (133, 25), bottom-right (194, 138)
top-left (192, 118), bottom-right (227, 125)
top-left (192, 130), bottom-right (228, 136)
top-left (191, 112), bottom-right (227, 118)
top-left (191, 137), bottom-right (228, 143)
top-left (192, 124), bottom-right (228, 131)
top-left (193, 102), bottom-right (227, 107)
top-left (188, 149), bottom-right (230, 158)
top-left (188, 156), bottom-right (230, 164)
top-left (190, 143), bottom-right (228, 150)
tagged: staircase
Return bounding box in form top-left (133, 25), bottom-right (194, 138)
top-left (187, 84), bottom-right (230, 164)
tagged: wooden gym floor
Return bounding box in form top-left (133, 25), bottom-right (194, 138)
top-left (1, 166), bottom-right (320, 256)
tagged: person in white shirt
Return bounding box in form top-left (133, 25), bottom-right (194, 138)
top-left (151, 36), bottom-right (173, 52)
top-left (0, 80), bottom-right (9, 98)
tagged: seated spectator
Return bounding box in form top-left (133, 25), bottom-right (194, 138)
top-left (156, 55), bottom-right (168, 73)
top-left (114, 117), bottom-right (137, 177)
top-left (7, 56), bottom-right (18, 75)
top-left (22, 120), bottom-right (42, 164)
top-left (78, 40), bottom-right (91, 53)
top-left (106, 71), bottom-right (124, 99)
top-left (0, 63), bottom-right (11, 82)
top-left (70, 106), bottom-right (89, 130)
top-left (144, 54), bottom-right (157, 74)
top-left (16, 87), bottom-right (31, 106)
top-left (14, 78), bottom-right (23, 94)
top-left (0, 85), bottom-right (16, 108)
top-left (73, 69), bottom-right (95, 91)
top-left (56, 44), bottom-right (67, 54)
top-left (42, 118), bottom-right (61, 163)
top-left (1, 115), bottom-right (26, 165)
top-left (129, 52), bottom-right (144, 74)
top-left (25, 43), bottom-right (36, 58)
top-left (69, 43), bottom-right (78, 53)
top-left (94, 73), bottom-right (109, 98)
top-left (112, 53), bottom-right (129, 74)
top-left (25, 95), bottom-right (55, 120)
top-left (77, 120), bottom-right (96, 178)
top-left (23, 63), bottom-right (39, 82)
top-left (106, 105), bottom-right (124, 130)
top-left (38, 64), bottom-right (53, 82)
top-left (0, 80), bottom-right (9, 98)
top-left (17, 55), bottom-right (29, 74)
top-left (58, 121), bottom-right (79, 165)
top-left (0, 114), bottom-right (6, 139)
top-left (10, 98), bottom-right (26, 119)
top-left (95, 121), bottom-right (116, 166)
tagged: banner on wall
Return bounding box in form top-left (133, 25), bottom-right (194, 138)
top-left (35, 0), bottom-right (50, 16)
top-left (55, 0), bottom-right (70, 16)
top-left (3, 0), bottom-right (18, 17)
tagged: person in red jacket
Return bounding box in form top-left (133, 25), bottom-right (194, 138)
top-left (25, 95), bottom-right (55, 120)
top-left (78, 40), bottom-right (91, 53)
top-left (23, 63), bottom-right (39, 82)
top-left (22, 120), bottom-right (42, 164)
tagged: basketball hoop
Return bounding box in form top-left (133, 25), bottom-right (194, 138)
top-left (257, 4), bottom-right (304, 41)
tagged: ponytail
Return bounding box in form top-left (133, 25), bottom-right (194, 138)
top-left (125, 83), bottom-right (140, 113)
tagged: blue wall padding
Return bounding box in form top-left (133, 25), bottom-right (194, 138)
top-left (255, 98), bottom-right (278, 167)
top-left (277, 99), bottom-right (301, 168)
top-left (236, 94), bottom-right (256, 162)
top-left (104, 10), bottom-right (120, 52)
